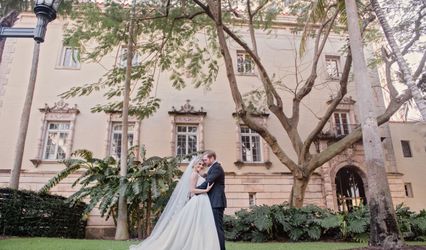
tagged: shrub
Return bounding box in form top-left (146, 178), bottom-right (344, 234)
top-left (224, 204), bottom-right (341, 242)
top-left (396, 204), bottom-right (426, 241)
top-left (0, 188), bottom-right (86, 238)
top-left (224, 203), bottom-right (426, 242)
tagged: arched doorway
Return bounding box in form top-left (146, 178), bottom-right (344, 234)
top-left (335, 166), bottom-right (367, 212)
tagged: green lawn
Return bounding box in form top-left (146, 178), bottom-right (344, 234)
top-left (0, 238), bottom-right (425, 250)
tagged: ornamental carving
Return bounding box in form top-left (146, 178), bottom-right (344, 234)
top-left (327, 95), bottom-right (356, 105)
top-left (39, 99), bottom-right (79, 114)
top-left (169, 100), bottom-right (206, 116)
top-left (175, 116), bottom-right (202, 123)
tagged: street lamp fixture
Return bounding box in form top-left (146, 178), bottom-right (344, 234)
top-left (0, 0), bottom-right (62, 43)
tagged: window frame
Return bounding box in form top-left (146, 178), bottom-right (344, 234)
top-left (401, 140), bottom-right (413, 158)
top-left (240, 125), bottom-right (263, 163)
top-left (42, 122), bottom-right (71, 160)
top-left (104, 112), bottom-right (140, 159)
top-left (109, 122), bottom-right (136, 159)
top-left (57, 46), bottom-right (80, 69)
top-left (333, 111), bottom-right (351, 136)
top-left (236, 50), bottom-right (255, 75)
top-left (404, 183), bottom-right (414, 198)
top-left (118, 46), bottom-right (141, 68)
top-left (175, 124), bottom-right (198, 157)
top-left (325, 55), bottom-right (340, 80)
top-left (234, 114), bottom-right (270, 169)
top-left (168, 100), bottom-right (206, 159)
top-left (33, 101), bottom-right (79, 166)
top-left (249, 192), bottom-right (257, 207)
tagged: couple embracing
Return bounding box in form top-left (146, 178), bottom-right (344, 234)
top-left (130, 150), bottom-right (227, 250)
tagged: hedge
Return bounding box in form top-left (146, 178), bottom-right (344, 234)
top-left (0, 188), bottom-right (87, 238)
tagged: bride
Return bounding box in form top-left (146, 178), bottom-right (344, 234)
top-left (129, 157), bottom-right (220, 250)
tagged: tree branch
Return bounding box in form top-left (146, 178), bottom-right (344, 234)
top-left (196, 0), bottom-right (298, 172)
top-left (301, 51), bottom-right (352, 161)
top-left (414, 50), bottom-right (426, 80)
top-left (310, 88), bottom-right (412, 172)
top-left (300, 14), bottom-right (376, 163)
top-left (382, 47), bottom-right (399, 97)
top-left (400, 4), bottom-right (426, 56)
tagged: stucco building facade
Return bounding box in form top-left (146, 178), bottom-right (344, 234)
top-left (0, 13), bottom-right (425, 238)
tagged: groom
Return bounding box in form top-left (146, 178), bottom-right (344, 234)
top-left (198, 150), bottom-right (227, 250)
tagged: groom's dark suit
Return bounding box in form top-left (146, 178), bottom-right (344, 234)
top-left (197, 161), bottom-right (227, 250)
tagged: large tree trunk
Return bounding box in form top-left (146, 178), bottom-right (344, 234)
top-left (9, 42), bottom-right (40, 189)
top-left (345, 0), bottom-right (404, 248)
top-left (0, 10), bottom-right (19, 64)
top-left (290, 175), bottom-right (310, 208)
top-left (115, 0), bottom-right (136, 240)
top-left (370, 0), bottom-right (426, 120)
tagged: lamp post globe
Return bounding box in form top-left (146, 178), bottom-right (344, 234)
top-left (33, 0), bottom-right (62, 43)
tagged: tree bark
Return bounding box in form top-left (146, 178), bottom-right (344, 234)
top-left (290, 175), bottom-right (310, 208)
top-left (9, 42), bottom-right (40, 189)
top-left (115, 0), bottom-right (136, 240)
top-left (345, 0), bottom-right (404, 247)
top-left (371, 0), bottom-right (426, 120)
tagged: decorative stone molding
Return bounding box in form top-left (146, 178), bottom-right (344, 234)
top-left (319, 96), bottom-right (358, 140)
top-left (39, 99), bottom-right (79, 114)
top-left (169, 99), bottom-right (206, 116)
top-left (234, 160), bottom-right (272, 169)
top-left (32, 100), bottom-right (80, 166)
top-left (326, 95), bottom-right (356, 105)
top-left (104, 111), bottom-right (141, 158)
top-left (328, 161), bottom-right (368, 211)
top-left (169, 100), bottom-right (206, 156)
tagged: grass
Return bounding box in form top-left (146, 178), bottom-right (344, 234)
top-left (0, 238), bottom-right (425, 250)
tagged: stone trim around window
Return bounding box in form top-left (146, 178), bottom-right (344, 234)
top-left (233, 116), bottom-right (270, 169)
top-left (325, 55), bottom-right (341, 80)
top-left (32, 100), bottom-right (80, 167)
top-left (236, 50), bottom-right (256, 76)
top-left (168, 100), bottom-right (206, 157)
top-left (55, 46), bottom-right (81, 70)
top-left (104, 112), bottom-right (141, 159)
top-left (320, 96), bottom-right (358, 139)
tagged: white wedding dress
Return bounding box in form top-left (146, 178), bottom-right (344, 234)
top-left (130, 159), bottom-right (220, 250)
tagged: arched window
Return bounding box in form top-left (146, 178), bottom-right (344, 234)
top-left (335, 166), bottom-right (367, 212)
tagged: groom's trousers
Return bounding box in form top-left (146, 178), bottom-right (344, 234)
top-left (212, 208), bottom-right (225, 250)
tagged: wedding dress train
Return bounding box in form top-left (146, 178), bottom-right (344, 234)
top-left (129, 175), bottom-right (220, 250)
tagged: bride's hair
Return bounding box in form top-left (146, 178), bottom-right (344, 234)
top-left (192, 160), bottom-right (204, 168)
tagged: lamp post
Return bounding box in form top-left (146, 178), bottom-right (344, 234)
top-left (0, 0), bottom-right (62, 42)
top-left (4, 0), bottom-right (63, 189)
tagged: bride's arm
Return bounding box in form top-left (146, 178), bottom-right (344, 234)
top-left (190, 172), bottom-right (213, 194)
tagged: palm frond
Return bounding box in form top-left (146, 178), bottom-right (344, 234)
top-left (72, 149), bottom-right (93, 161)
top-left (39, 164), bottom-right (82, 193)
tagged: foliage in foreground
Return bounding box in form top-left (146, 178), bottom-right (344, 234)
top-left (224, 203), bottom-right (426, 243)
top-left (39, 147), bottom-right (193, 239)
top-left (0, 188), bottom-right (86, 238)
